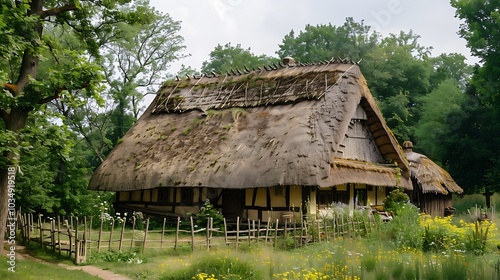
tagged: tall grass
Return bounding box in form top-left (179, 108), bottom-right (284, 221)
top-left (453, 193), bottom-right (500, 214)
top-left (68, 203), bottom-right (500, 279)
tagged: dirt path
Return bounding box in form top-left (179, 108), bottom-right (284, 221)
top-left (3, 244), bottom-right (132, 280)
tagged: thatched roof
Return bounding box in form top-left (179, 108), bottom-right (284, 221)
top-left (403, 141), bottom-right (463, 195)
top-left (89, 59), bottom-right (411, 191)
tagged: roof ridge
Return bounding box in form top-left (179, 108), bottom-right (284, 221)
top-left (173, 57), bottom-right (358, 81)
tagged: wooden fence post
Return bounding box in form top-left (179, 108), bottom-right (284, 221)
top-left (108, 218), bottom-right (115, 251)
top-left (273, 219), bottom-right (279, 248)
top-left (264, 217), bottom-right (270, 244)
top-left (206, 218), bottom-right (211, 250)
top-left (174, 217), bottom-right (180, 250)
top-left (190, 216), bottom-right (195, 251)
top-left (223, 218), bottom-right (228, 245)
top-left (130, 216), bottom-right (136, 251)
top-left (160, 218), bottom-right (166, 248)
top-left (64, 219), bottom-right (72, 259)
top-left (97, 216), bottom-right (103, 253)
top-left (247, 219), bottom-right (251, 245)
top-left (38, 214), bottom-right (43, 244)
top-left (87, 216), bottom-right (92, 256)
top-left (142, 218), bottom-right (149, 253)
top-left (235, 217), bottom-right (240, 249)
top-left (118, 217), bottom-right (126, 251)
top-left (50, 219), bottom-right (56, 251)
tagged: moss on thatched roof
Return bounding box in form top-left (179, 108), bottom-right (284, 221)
top-left (89, 61), bottom-right (411, 191)
top-left (403, 141), bottom-right (463, 194)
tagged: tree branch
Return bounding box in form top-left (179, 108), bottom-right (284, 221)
top-left (38, 5), bottom-right (77, 18)
top-left (39, 87), bottom-right (65, 104)
top-left (3, 83), bottom-right (18, 95)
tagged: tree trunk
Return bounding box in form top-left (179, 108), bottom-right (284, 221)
top-left (0, 108), bottom-right (30, 246)
top-left (484, 188), bottom-right (492, 209)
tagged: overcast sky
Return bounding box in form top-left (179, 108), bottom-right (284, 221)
top-left (149, 0), bottom-right (478, 73)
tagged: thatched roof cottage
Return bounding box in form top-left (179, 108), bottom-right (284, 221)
top-left (403, 141), bottom-right (463, 217)
top-left (89, 58), bottom-right (412, 221)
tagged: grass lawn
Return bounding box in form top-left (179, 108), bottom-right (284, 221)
top-left (0, 255), bottom-right (100, 280)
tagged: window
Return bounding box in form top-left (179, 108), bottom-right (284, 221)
top-left (158, 188), bottom-right (169, 205)
top-left (181, 188), bottom-right (194, 204)
top-left (318, 188), bottom-right (350, 207)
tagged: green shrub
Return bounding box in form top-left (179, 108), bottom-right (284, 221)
top-left (383, 203), bottom-right (424, 249)
top-left (383, 188), bottom-right (410, 213)
top-left (465, 220), bottom-right (491, 255)
top-left (194, 199), bottom-right (224, 229)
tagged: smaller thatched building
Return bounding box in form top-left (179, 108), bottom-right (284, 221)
top-left (89, 58), bottom-right (413, 222)
top-left (403, 141), bottom-right (463, 217)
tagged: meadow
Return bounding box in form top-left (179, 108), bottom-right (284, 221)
top-left (3, 194), bottom-right (500, 280)
top-left (82, 197), bottom-right (500, 280)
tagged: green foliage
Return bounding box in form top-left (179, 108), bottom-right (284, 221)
top-left (277, 18), bottom-right (378, 63)
top-left (383, 203), bottom-right (424, 249)
top-left (87, 251), bottom-right (144, 265)
top-left (161, 254), bottom-right (263, 280)
top-left (448, 0), bottom-right (500, 197)
top-left (383, 188), bottom-right (410, 213)
top-left (194, 199), bottom-right (224, 229)
top-left (201, 43), bottom-right (278, 74)
top-left (466, 221), bottom-right (491, 255)
top-left (414, 79), bottom-right (468, 159)
top-left (276, 19), bottom-right (445, 143)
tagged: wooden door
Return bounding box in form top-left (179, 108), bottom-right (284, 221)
top-left (222, 189), bottom-right (245, 221)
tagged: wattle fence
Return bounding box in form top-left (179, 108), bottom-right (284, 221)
top-left (14, 210), bottom-right (376, 264)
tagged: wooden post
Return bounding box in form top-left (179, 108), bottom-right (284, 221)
top-left (130, 216), bottom-right (136, 251)
top-left (247, 219), bottom-right (251, 245)
top-left (160, 218), bottom-right (166, 248)
top-left (256, 220), bottom-right (260, 244)
top-left (293, 218), bottom-right (297, 248)
top-left (118, 217), bottom-right (126, 251)
top-left (97, 216), bottom-right (103, 253)
top-left (206, 218), bottom-right (211, 250)
top-left (38, 214), bottom-right (43, 244)
top-left (50, 219), bottom-right (56, 251)
top-left (108, 218), bottom-right (115, 251)
top-left (223, 218), bottom-right (228, 245)
top-left (235, 216), bottom-right (240, 250)
top-left (142, 218), bottom-right (149, 253)
top-left (27, 214), bottom-right (32, 244)
top-left (174, 217), bottom-right (180, 250)
top-left (75, 217), bottom-right (87, 264)
top-left (57, 215), bottom-right (61, 255)
top-left (323, 219), bottom-right (328, 242)
top-left (190, 216), bottom-right (195, 251)
top-left (75, 217), bottom-right (79, 263)
top-left (273, 219), bottom-right (279, 248)
top-left (265, 217), bottom-right (271, 244)
top-left (88, 216), bottom-right (92, 256)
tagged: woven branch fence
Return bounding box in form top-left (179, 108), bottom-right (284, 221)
top-left (14, 210), bottom-right (376, 264)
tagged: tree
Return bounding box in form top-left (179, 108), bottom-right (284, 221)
top-left (276, 18), bottom-right (379, 63)
top-left (201, 43), bottom-right (278, 74)
top-left (0, 0), bottom-right (156, 246)
top-left (451, 0), bottom-right (500, 204)
top-left (100, 7), bottom-right (186, 143)
top-left (413, 79), bottom-right (467, 160)
top-left (276, 20), bottom-right (434, 142)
